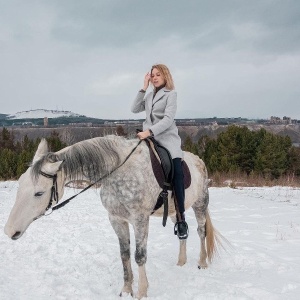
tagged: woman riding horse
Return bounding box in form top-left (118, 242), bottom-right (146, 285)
top-left (131, 64), bottom-right (188, 240)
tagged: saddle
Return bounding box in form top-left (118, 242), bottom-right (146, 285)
top-left (144, 137), bottom-right (191, 226)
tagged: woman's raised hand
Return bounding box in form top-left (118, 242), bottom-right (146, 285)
top-left (143, 72), bottom-right (151, 91)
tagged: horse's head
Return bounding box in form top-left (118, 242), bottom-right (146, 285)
top-left (4, 139), bottom-right (65, 240)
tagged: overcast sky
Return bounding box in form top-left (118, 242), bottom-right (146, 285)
top-left (1, 0), bottom-right (299, 119)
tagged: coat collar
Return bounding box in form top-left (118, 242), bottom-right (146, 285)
top-left (152, 87), bottom-right (171, 104)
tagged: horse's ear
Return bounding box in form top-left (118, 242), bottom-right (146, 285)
top-left (33, 139), bottom-right (48, 163)
top-left (43, 160), bottom-right (64, 175)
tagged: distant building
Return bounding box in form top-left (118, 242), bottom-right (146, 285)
top-left (22, 122), bottom-right (33, 126)
top-left (69, 122), bottom-right (92, 127)
top-left (270, 116), bottom-right (292, 124)
top-left (270, 116), bottom-right (281, 124)
top-left (283, 116), bottom-right (291, 124)
top-left (127, 120), bottom-right (141, 124)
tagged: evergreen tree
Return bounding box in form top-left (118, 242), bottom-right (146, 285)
top-left (254, 131), bottom-right (291, 179)
top-left (46, 131), bottom-right (66, 152)
top-left (288, 146), bottom-right (300, 176)
top-left (0, 128), bottom-right (66, 180)
top-left (0, 148), bottom-right (17, 179)
top-left (183, 136), bottom-right (193, 152)
top-left (196, 135), bottom-right (210, 159)
top-left (202, 125), bottom-right (293, 179)
top-left (0, 128), bottom-right (14, 150)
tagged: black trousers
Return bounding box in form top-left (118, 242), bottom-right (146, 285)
top-left (172, 158), bottom-right (185, 216)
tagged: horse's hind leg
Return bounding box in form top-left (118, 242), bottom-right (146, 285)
top-left (170, 215), bottom-right (187, 266)
top-left (192, 189), bottom-right (209, 269)
top-left (108, 215), bottom-right (133, 297)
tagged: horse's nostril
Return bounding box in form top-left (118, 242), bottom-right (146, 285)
top-left (12, 231), bottom-right (22, 240)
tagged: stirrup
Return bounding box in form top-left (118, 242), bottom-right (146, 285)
top-left (174, 221), bottom-right (189, 240)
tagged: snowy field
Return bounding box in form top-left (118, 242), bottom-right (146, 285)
top-left (1, 181), bottom-right (300, 300)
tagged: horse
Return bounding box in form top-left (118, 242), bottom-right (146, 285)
top-left (4, 135), bottom-right (221, 299)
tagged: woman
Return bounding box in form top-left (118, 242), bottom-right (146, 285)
top-left (131, 64), bottom-right (188, 240)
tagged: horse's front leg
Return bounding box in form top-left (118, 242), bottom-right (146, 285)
top-left (133, 215), bottom-right (150, 300)
top-left (108, 215), bottom-right (133, 297)
top-left (170, 215), bottom-right (187, 266)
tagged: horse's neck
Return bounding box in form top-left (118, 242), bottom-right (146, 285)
top-left (57, 136), bottom-right (136, 183)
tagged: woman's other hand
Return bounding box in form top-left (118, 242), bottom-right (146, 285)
top-left (137, 130), bottom-right (151, 140)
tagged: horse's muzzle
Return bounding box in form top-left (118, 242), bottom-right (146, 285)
top-left (4, 223), bottom-right (24, 240)
top-left (11, 231), bottom-right (22, 240)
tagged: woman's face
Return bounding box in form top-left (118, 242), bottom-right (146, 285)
top-left (151, 68), bottom-right (165, 88)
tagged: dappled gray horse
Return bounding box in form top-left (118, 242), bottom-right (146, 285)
top-left (5, 135), bottom-right (221, 299)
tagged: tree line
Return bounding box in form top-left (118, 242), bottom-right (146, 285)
top-left (183, 125), bottom-right (300, 179)
top-left (0, 128), bottom-right (66, 180)
top-left (1, 125), bottom-right (300, 181)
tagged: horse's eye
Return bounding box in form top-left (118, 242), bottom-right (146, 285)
top-left (34, 192), bottom-right (44, 197)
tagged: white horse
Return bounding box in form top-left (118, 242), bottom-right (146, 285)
top-left (4, 135), bottom-right (222, 299)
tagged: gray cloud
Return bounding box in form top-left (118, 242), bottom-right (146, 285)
top-left (0, 0), bottom-right (299, 119)
top-left (47, 0), bottom-right (300, 54)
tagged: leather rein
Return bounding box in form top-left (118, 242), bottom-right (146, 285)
top-left (36, 140), bottom-right (142, 219)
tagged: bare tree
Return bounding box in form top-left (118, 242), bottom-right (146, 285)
top-left (116, 125), bottom-right (127, 136)
top-left (60, 127), bottom-right (75, 146)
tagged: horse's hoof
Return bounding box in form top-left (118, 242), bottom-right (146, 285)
top-left (119, 291), bottom-right (133, 297)
top-left (177, 260), bottom-right (186, 266)
top-left (134, 291), bottom-right (147, 300)
top-left (198, 264), bottom-right (208, 269)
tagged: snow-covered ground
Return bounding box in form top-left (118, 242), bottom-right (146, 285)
top-left (1, 182), bottom-right (300, 299)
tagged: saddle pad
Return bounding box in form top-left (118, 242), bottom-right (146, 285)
top-left (148, 144), bottom-right (191, 190)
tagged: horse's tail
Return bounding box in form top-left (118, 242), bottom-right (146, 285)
top-left (205, 209), bottom-right (228, 263)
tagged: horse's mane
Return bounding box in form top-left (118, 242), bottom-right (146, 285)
top-left (31, 135), bottom-right (130, 182)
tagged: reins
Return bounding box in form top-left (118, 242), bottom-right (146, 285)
top-left (38, 139), bottom-right (142, 218)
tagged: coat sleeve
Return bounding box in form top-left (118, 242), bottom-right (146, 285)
top-left (131, 91), bottom-right (146, 113)
top-left (150, 91), bottom-right (177, 136)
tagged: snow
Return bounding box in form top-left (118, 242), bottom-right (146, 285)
top-left (1, 182), bottom-right (300, 299)
top-left (7, 109), bottom-right (83, 119)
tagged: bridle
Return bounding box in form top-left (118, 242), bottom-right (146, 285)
top-left (39, 171), bottom-right (59, 214)
top-left (36, 139), bottom-right (142, 219)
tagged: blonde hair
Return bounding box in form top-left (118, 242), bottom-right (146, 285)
top-left (151, 64), bottom-right (175, 90)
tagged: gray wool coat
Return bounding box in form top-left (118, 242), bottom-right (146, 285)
top-left (131, 87), bottom-right (183, 159)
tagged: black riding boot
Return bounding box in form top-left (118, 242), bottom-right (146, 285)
top-left (173, 158), bottom-right (189, 240)
top-left (174, 212), bottom-right (189, 240)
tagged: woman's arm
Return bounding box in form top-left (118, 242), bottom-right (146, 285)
top-left (131, 72), bottom-right (151, 113)
top-left (131, 90), bottom-right (146, 113)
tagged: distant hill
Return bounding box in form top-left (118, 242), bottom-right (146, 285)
top-left (0, 109), bottom-right (94, 126)
top-left (0, 113), bottom-right (8, 120)
top-left (7, 109), bottom-right (84, 120)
